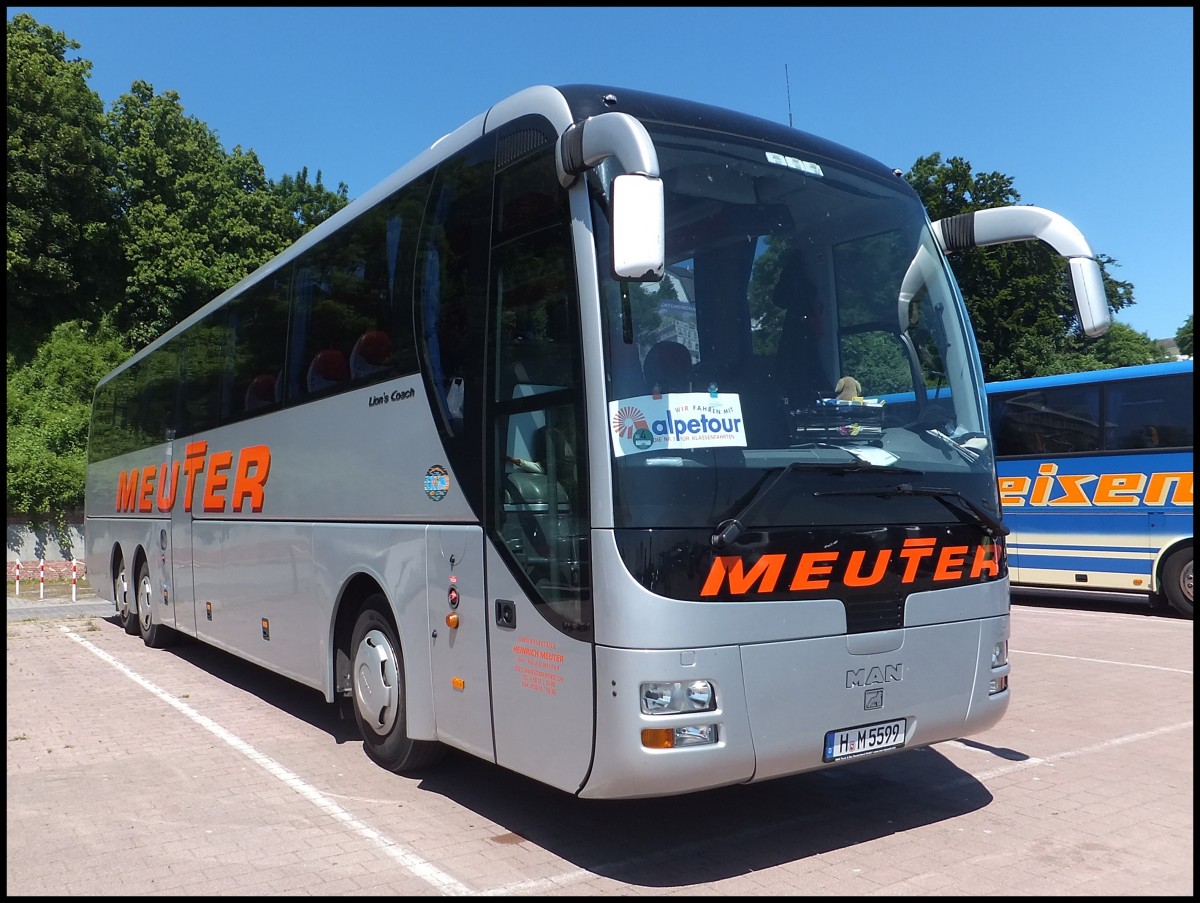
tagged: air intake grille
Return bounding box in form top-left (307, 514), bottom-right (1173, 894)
top-left (498, 129), bottom-right (549, 169)
top-left (845, 597), bottom-right (904, 634)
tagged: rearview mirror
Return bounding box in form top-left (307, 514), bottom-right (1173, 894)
top-left (610, 174), bottom-right (664, 282)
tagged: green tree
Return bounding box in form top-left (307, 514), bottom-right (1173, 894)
top-left (6, 321), bottom-right (129, 524)
top-left (103, 80), bottom-right (302, 347)
top-left (6, 16), bottom-right (351, 518)
top-left (6, 13), bottom-right (118, 364)
top-left (272, 166), bottom-right (349, 238)
top-left (1176, 315), bottom-right (1193, 358)
top-left (904, 153), bottom-right (1160, 379)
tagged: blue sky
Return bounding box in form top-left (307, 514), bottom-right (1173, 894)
top-left (12, 7), bottom-right (1194, 341)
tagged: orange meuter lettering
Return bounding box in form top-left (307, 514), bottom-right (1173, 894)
top-left (138, 464), bottom-right (157, 512)
top-left (155, 461), bottom-right (180, 512)
top-left (933, 545), bottom-right (969, 581)
top-left (231, 445), bottom-right (271, 512)
top-left (113, 441), bottom-right (274, 515)
top-left (116, 468), bottom-right (140, 512)
top-left (700, 554), bottom-right (786, 596)
top-left (788, 551), bottom-right (839, 591)
top-left (844, 549), bottom-right (892, 587)
top-left (698, 538), bottom-right (1003, 598)
top-left (898, 537), bottom-right (938, 582)
top-left (182, 441), bottom-right (208, 512)
top-left (202, 450), bottom-right (234, 512)
top-left (969, 544), bottom-right (1001, 578)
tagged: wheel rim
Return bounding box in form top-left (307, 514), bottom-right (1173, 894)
top-left (1180, 559), bottom-right (1194, 604)
top-left (115, 566), bottom-right (130, 622)
top-left (353, 628), bottom-right (399, 736)
top-left (138, 572), bottom-right (154, 634)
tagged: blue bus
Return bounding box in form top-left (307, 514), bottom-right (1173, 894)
top-left (986, 360), bottom-right (1193, 618)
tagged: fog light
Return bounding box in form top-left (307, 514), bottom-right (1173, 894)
top-left (641, 724), bottom-right (719, 749)
top-left (989, 674), bottom-right (1009, 695)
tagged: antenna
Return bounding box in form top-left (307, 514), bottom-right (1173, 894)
top-left (785, 64), bottom-right (793, 127)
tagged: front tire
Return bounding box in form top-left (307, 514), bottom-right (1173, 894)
top-left (136, 560), bottom-right (176, 648)
top-left (1161, 547), bottom-right (1193, 619)
top-left (349, 596), bottom-right (443, 773)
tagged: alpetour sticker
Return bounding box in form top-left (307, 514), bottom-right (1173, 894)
top-left (424, 464), bottom-right (451, 501)
top-left (609, 392), bottom-right (747, 457)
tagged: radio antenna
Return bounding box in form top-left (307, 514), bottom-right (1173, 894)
top-left (785, 64), bottom-right (793, 127)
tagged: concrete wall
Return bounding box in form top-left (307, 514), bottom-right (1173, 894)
top-left (6, 520), bottom-right (86, 579)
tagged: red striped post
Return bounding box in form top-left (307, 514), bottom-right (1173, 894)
top-left (39, 559), bottom-right (45, 599)
top-left (13, 560), bottom-right (20, 596)
top-left (71, 559), bottom-right (78, 602)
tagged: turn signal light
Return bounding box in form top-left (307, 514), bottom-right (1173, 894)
top-left (641, 729), bottom-right (675, 749)
top-left (445, 612), bottom-right (459, 629)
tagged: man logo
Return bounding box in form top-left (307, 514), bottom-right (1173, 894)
top-left (846, 664), bottom-right (902, 688)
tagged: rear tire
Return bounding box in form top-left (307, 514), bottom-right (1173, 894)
top-left (114, 558), bottom-right (138, 634)
top-left (136, 559), bottom-right (176, 648)
top-left (349, 596), bottom-right (443, 773)
top-left (1161, 548), bottom-right (1193, 619)
top-left (123, 559), bottom-right (141, 636)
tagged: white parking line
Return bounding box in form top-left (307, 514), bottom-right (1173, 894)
top-left (59, 625), bottom-right (475, 897)
top-left (945, 720), bottom-right (1193, 779)
top-left (1014, 648), bottom-right (1192, 674)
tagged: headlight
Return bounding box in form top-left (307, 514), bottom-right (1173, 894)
top-left (640, 679), bottom-right (716, 714)
top-left (991, 640), bottom-right (1008, 668)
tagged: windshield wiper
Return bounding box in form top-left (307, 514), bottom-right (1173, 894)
top-left (710, 457), bottom-right (922, 550)
top-left (812, 483), bottom-right (1009, 536)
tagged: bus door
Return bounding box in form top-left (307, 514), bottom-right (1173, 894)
top-left (486, 403), bottom-right (596, 793)
top-left (167, 438), bottom-right (199, 635)
top-left (419, 124), bottom-right (596, 791)
top-left (427, 525), bottom-right (494, 760)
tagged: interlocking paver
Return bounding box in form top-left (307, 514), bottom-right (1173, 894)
top-left (7, 594), bottom-right (1192, 895)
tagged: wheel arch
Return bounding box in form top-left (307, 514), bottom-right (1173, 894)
top-left (108, 543), bottom-right (127, 603)
top-left (331, 572), bottom-right (388, 703)
top-left (330, 570), bottom-right (437, 740)
top-left (1153, 535), bottom-right (1192, 593)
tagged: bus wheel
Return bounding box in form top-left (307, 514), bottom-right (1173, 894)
top-left (1161, 548), bottom-right (1193, 619)
top-left (115, 559), bottom-right (138, 635)
top-left (136, 560), bottom-right (176, 648)
top-left (350, 598), bottom-right (443, 774)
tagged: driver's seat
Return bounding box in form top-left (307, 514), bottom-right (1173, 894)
top-left (643, 340), bottom-right (693, 397)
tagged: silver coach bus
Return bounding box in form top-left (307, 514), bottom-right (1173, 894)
top-left (85, 84), bottom-right (1110, 798)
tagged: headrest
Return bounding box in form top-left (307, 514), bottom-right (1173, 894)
top-left (308, 349), bottom-right (350, 392)
top-left (350, 330), bottom-right (393, 377)
top-left (643, 341), bottom-right (692, 395)
top-left (772, 252), bottom-right (815, 312)
top-left (244, 374), bottom-right (276, 411)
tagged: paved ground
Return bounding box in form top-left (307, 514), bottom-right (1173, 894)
top-left (7, 587), bottom-right (112, 623)
top-left (6, 591), bottom-right (1193, 896)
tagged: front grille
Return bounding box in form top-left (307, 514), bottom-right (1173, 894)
top-left (844, 597), bottom-right (904, 634)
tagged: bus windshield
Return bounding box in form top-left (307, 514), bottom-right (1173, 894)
top-left (594, 123), bottom-right (994, 531)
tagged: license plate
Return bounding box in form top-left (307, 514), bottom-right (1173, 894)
top-left (823, 718), bottom-right (907, 762)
